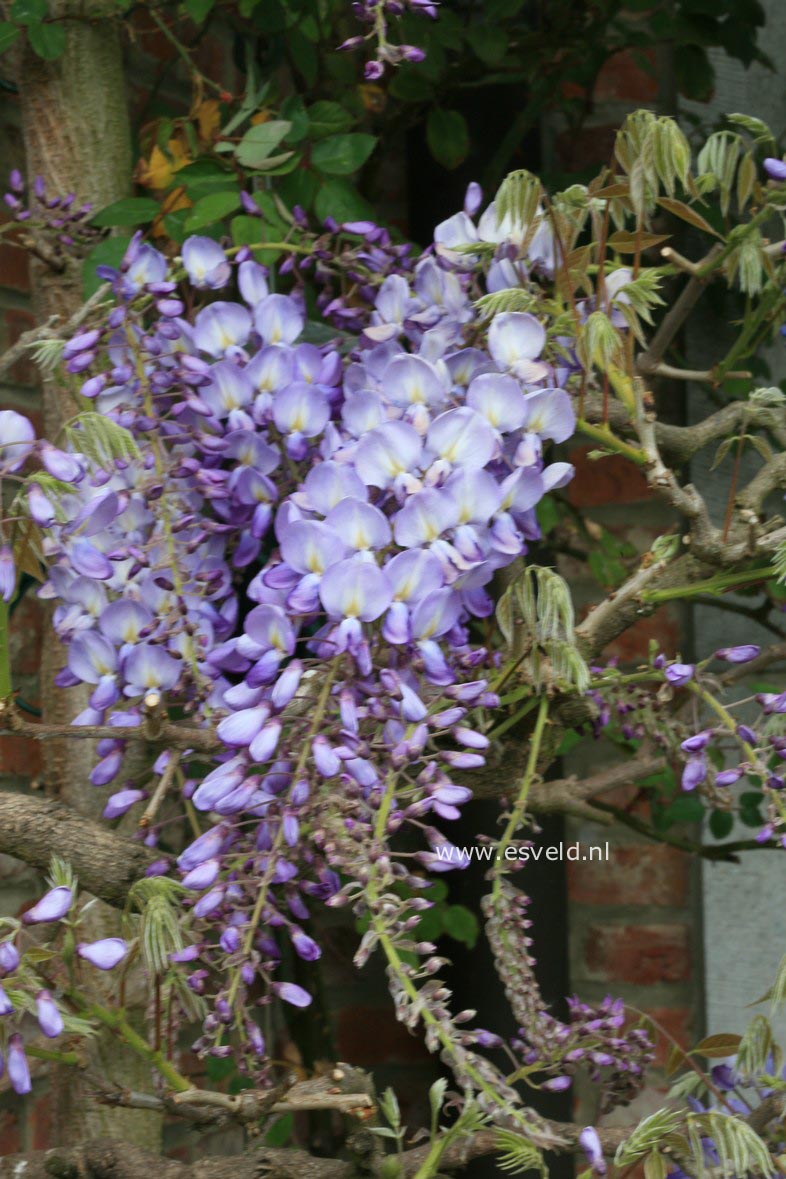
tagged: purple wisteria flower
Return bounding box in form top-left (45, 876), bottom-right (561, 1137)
top-left (77, 938), bottom-right (127, 970)
top-left (579, 1126), bottom-right (607, 1175)
top-left (0, 942), bottom-right (20, 974)
top-left (183, 236), bottom-right (232, 289)
top-left (8, 1034), bottom-right (31, 1095)
top-left (0, 546), bottom-right (15, 602)
top-left (665, 662), bottom-right (694, 687)
top-left (715, 645), bottom-right (760, 663)
top-left (764, 158), bottom-right (786, 182)
top-left (36, 990), bottom-right (64, 1038)
top-left (0, 410), bottom-right (36, 472)
top-left (23, 886), bottom-right (72, 924)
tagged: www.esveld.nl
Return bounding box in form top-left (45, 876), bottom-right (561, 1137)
top-left (433, 842), bottom-right (611, 864)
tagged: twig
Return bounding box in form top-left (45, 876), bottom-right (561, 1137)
top-left (591, 800), bottom-right (769, 862)
top-left (0, 283), bottom-right (111, 382)
top-left (649, 362), bottom-right (751, 383)
top-left (575, 554), bottom-right (671, 658)
top-left (719, 640), bottom-right (786, 686)
top-left (527, 750), bottom-right (666, 812)
top-left (171, 1084), bottom-right (373, 1116)
top-left (139, 750), bottom-right (182, 828)
top-left (636, 242), bottom-right (724, 373)
top-left (0, 700), bottom-right (220, 753)
top-left (659, 245), bottom-right (701, 276)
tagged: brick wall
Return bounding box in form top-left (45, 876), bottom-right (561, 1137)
top-left (551, 45), bottom-right (703, 1127)
top-left (562, 444), bottom-right (698, 1127)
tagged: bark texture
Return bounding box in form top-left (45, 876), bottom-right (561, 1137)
top-left (0, 1123), bottom-right (633, 1179)
top-left (14, 2), bottom-right (160, 1150)
top-left (0, 789), bottom-right (155, 903)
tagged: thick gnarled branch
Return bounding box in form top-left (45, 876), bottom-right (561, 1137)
top-left (0, 790), bottom-right (154, 905)
top-left (0, 1121), bottom-right (633, 1179)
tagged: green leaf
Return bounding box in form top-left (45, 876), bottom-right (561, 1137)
top-left (205, 1055), bottom-right (235, 1081)
top-left (727, 111), bottom-right (775, 147)
top-left (280, 95), bottom-right (309, 143)
top-left (675, 44), bottom-right (714, 102)
top-left (177, 161), bottom-right (238, 199)
top-left (709, 810), bottom-right (734, 840)
top-left (693, 1032), bottom-right (742, 1059)
top-left (184, 190), bottom-right (241, 232)
top-left (388, 66), bottom-right (436, 102)
top-left (185, 0), bottom-right (214, 21)
top-left (277, 169), bottom-right (319, 211)
top-left (423, 879), bottom-right (449, 902)
top-left (556, 729), bottom-right (582, 757)
top-left (443, 904), bottom-right (479, 948)
top-left (236, 120), bottom-right (292, 167)
top-left (311, 133), bottom-right (377, 176)
top-left (10, 0), bottom-right (46, 24)
top-left (252, 151), bottom-right (297, 174)
top-left (740, 802), bottom-right (764, 827)
top-left (483, 0), bottom-right (524, 16)
top-left (414, 906), bottom-right (444, 942)
top-left (471, 26), bottom-right (508, 64)
top-left (426, 109), bottom-right (470, 170)
top-left (288, 28), bottom-right (318, 86)
top-left (0, 22), bottom-right (21, 52)
top-left (230, 214), bottom-right (282, 266)
top-left (306, 100), bottom-right (354, 139)
top-left (162, 209), bottom-right (190, 245)
top-left (27, 18), bottom-right (65, 58)
top-left (92, 197), bottom-right (161, 228)
top-left (82, 237), bottom-right (129, 299)
top-left (244, 0), bottom-right (282, 22)
top-left (391, 66), bottom-right (440, 103)
top-left (313, 178), bottom-right (374, 224)
top-left (664, 794), bottom-right (705, 825)
top-left (536, 495), bottom-right (560, 535)
top-left (265, 1114), bottom-right (293, 1147)
top-left (250, 189), bottom-right (290, 234)
top-left (63, 413), bottom-right (140, 466)
top-left (429, 1077), bottom-right (448, 1131)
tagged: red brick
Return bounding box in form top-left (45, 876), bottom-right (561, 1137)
top-left (594, 50), bottom-right (659, 104)
top-left (2, 309), bottom-right (38, 387)
top-left (193, 39), bottom-right (238, 91)
top-left (128, 10), bottom-right (177, 61)
top-left (556, 124), bottom-right (618, 173)
top-left (336, 1004), bottom-right (431, 1066)
top-left (599, 782), bottom-right (658, 821)
top-left (166, 1144), bottom-right (192, 1162)
top-left (640, 1006), bottom-right (693, 1068)
top-left (605, 607), bottom-right (679, 663)
top-left (31, 1088), bottom-right (52, 1148)
top-left (569, 844), bottom-right (689, 908)
top-left (567, 445), bottom-right (652, 508)
top-left (0, 242), bottom-right (30, 295)
top-left (0, 1106), bottom-right (21, 1154)
top-left (561, 51), bottom-right (657, 109)
top-left (0, 734), bottom-right (43, 778)
top-left (9, 594), bottom-right (43, 678)
top-left (584, 923), bottom-right (691, 985)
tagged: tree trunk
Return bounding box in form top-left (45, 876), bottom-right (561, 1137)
top-left (15, 5), bottom-right (163, 1151)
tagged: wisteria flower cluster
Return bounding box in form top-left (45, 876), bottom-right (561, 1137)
top-left (0, 189), bottom-right (592, 1099)
top-left (341, 0), bottom-right (437, 78)
top-left (0, 873), bottom-right (127, 1095)
top-left (589, 643), bottom-right (786, 847)
top-left (2, 170), bottom-right (101, 263)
